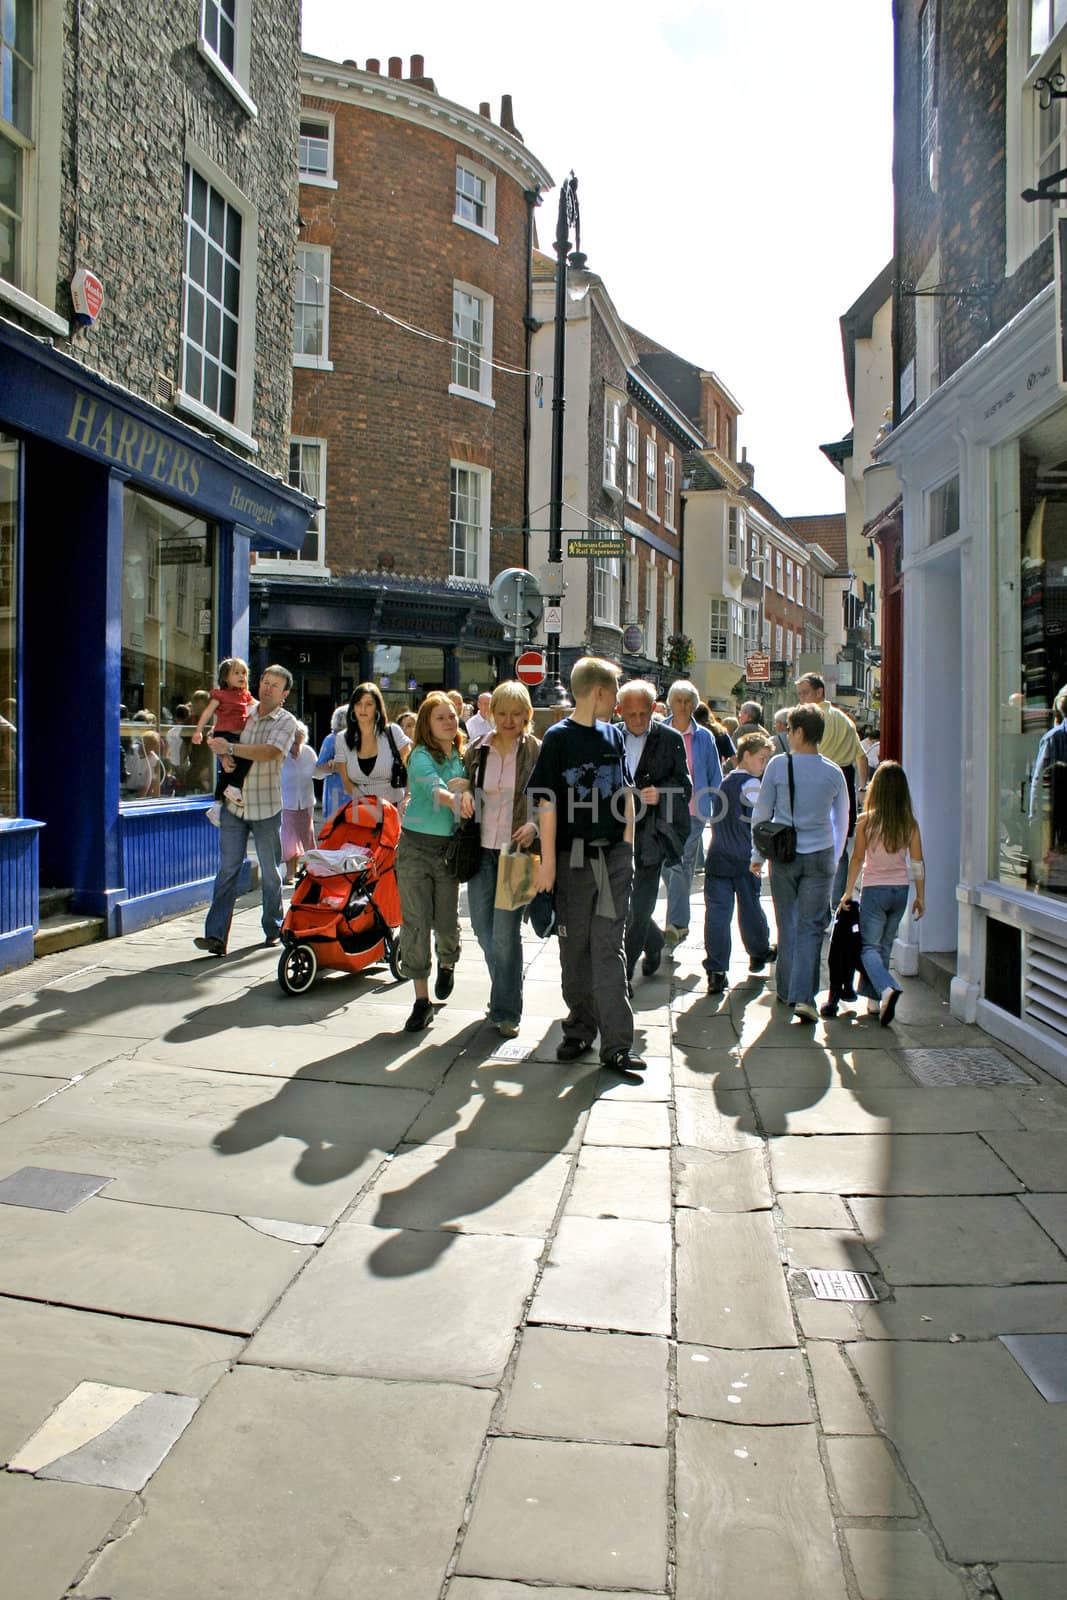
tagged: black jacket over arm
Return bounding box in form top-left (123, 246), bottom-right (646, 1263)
top-left (632, 721), bottom-right (694, 868)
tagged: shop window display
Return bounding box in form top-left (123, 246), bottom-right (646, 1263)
top-left (0, 434), bottom-right (17, 816)
top-left (120, 488), bottom-right (217, 802)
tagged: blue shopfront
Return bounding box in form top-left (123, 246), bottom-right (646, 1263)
top-left (0, 321), bottom-right (314, 972)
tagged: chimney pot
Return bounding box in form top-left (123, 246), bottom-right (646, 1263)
top-left (365, 57), bottom-right (380, 73)
top-left (410, 54), bottom-right (424, 78)
top-left (388, 55), bottom-right (403, 78)
top-left (479, 101), bottom-right (491, 118)
top-left (500, 94), bottom-right (523, 141)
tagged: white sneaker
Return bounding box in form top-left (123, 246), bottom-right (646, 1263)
top-left (664, 924), bottom-right (687, 950)
top-left (793, 1002), bottom-right (819, 1023)
top-left (495, 1021), bottom-right (521, 1039)
top-left (206, 802), bottom-right (221, 827)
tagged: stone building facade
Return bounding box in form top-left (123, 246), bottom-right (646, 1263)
top-left (250, 55), bottom-right (553, 733)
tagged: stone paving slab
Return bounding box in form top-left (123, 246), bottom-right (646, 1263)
top-left (676, 1344), bottom-right (812, 1423)
top-left (806, 1340), bottom-right (875, 1432)
top-left (0, 1060), bottom-right (428, 1224)
top-left (674, 1085), bottom-right (762, 1149)
top-left (0, 1196), bottom-right (309, 1332)
top-left (753, 1086), bottom-right (1026, 1135)
top-left (244, 1222), bottom-right (540, 1385)
top-left (673, 1144), bottom-right (773, 1211)
top-left (849, 1340), bottom-right (1067, 1561)
top-left (448, 1584), bottom-right (666, 1600)
top-left (675, 1209), bottom-right (797, 1348)
top-left (1021, 1192), bottom-right (1067, 1253)
top-left (403, 1058), bottom-right (600, 1153)
top-left (843, 1528), bottom-right (966, 1599)
top-left (501, 1327), bottom-right (668, 1445)
top-left (986, 1131), bottom-right (1067, 1191)
top-left (529, 1215), bottom-right (671, 1336)
top-left (0, 968), bottom-right (253, 1040)
top-left (0, 1298), bottom-right (239, 1465)
top-left (671, 1044), bottom-right (746, 1090)
top-left (824, 1433), bottom-right (917, 1515)
top-left (74, 1366), bottom-right (494, 1600)
top-left (456, 1436), bottom-right (669, 1591)
top-left (675, 1417), bottom-right (848, 1599)
top-left (0, 1025), bottom-right (134, 1079)
top-left (741, 1045), bottom-right (912, 1089)
top-left (778, 1192), bottom-right (854, 1228)
top-left (996, 1087), bottom-right (1067, 1129)
top-left (592, 1053), bottom-right (673, 1101)
top-left (565, 1145), bottom-right (671, 1223)
top-left (12, 1383), bottom-right (200, 1492)
top-left (582, 1099), bottom-right (671, 1148)
top-left (784, 1227), bottom-right (878, 1273)
top-left (989, 1564), bottom-right (1067, 1599)
top-left (849, 1196), bottom-right (1067, 1285)
top-left (351, 1144), bottom-right (571, 1236)
top-left (798, 1284), bottom-right (1067, 1342)
top-left (770, 1132), bottom-right (1024, 1195)
top-left (0, 1473), bottom-right (132, 1600)
top-left (0, 1071), bottom-right (69, 1120)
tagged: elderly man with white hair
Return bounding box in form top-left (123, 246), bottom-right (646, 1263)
top-left (617, 679), bottom-right (692, 986)
top-left (662, 679), bottom-right (724, 948)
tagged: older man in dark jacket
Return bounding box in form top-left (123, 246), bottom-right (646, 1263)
top-left (618, 680), bottom-right (692, 985)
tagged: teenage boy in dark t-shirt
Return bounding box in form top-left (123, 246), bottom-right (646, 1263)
top-left (703, 731), bottom-right (777, 993)
top-left (527, 657), bottom-right (643, 1073)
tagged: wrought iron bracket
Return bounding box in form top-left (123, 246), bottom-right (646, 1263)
top-left (899, 277), bottom-right (996, 328)
top-left (1035, 72), bottom-right (1067, 110)
top-left (1022, 165), bottom-right (1067, 204)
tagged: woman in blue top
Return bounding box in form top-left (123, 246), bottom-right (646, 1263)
top-left (396, 691), bottom-right (474, 1033)
top-left (313, 706), bottom-right (349, 826)
top-left (750, 703), bottom-right (849, 1022)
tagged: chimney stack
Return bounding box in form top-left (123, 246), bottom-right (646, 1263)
top-left (500, 95), bottom-right (523, 142)
top-left (387, 56), bottom-right (402, 78)
top-left (479, 101), bottom-right (491, 119)
top-left (410, 54), bottom-right (424, 78)
top-left (739, 446), bottom-right (754, 485)
top-left (365, 57), bottom-right (380, 73)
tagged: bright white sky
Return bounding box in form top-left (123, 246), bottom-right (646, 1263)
top-left (301, 0), bottom-right (894, 516)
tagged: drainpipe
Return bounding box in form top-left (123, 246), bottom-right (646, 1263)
top-left (522, 187), bottom-right (540, 571)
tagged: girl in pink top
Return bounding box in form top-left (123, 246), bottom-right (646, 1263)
top-left (839, 761), bottom-right (925, 1026)
top-left (192, 657), bottom-right (255, 823)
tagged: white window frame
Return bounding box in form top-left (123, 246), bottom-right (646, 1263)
top-left (786, 559), bottom-right (794, 600)
top-left (775, 549), bottom-right (784, 593)
top-left (709, 597), bottom-right (729, 660)
top-left (603, 392), bottom-right (623, 492)
top-left (593, 556), bottom-right (621, 626)
top-left (774, 622), bottom-right (784, 658)
top-left (645, 435), bottom-right (658, 519)
top-left (915, 252), bottom-right (941, 404)
top-left (785, 629), bottom-right (794, 663)
top-left (919, 1), bottom-right (939, 190)
top-left (299, 112), bottom-right (336, 187)
top-left (624, 539), bottom-right (639, 624)
top-left (258, 437), bottom-right (329, 572)
top-left (453, 158), bottom-right (497, 242)
top-left (0, 0), bottom-right (66, 333)
top-left (177, 147), bottom-right (259, 452)
top-left (625, 418), bottom-right (639, 504)
top-left (663, 451), bottom-right (676, 530)
top-left (663, 565), bottom-right (676, 642)
top-left (294, 244), bottom-right (332, 369)
top-left (197, 0), bottom-right (257, 119)
top-left (1007, 3), bottom-right (1067, 272)
top-left (743, 605), bottom-right (760, 653)
top-left (646, 557), bottom-right (658, 660)
top-left (449, 282), bottom-right (495, 407)
top-left (727, 505), bottom-right (741, 567)
top-left (448, 461), bottom-right (490, 584)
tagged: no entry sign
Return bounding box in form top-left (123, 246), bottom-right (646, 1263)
top-left (515, 649), bottom-right (547, 686)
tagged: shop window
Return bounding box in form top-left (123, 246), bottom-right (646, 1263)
top-left (376, 644), bottom-right (445, 718)
top-left (120, 487), bottom-right (218, 804)
top-left (994, 439), bottom-right (1067, 899)
top-left (0, 433), bottom-right (18, 816)
top-left (928, 474), bottom-right (959, 543)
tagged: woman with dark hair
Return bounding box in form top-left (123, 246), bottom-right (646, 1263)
top-left (396, 691), bottom-right (473, 1032)
top-left (750, 703), bottom-right (849, 1023)
top-left (333, 681), bottom-right (411, 815)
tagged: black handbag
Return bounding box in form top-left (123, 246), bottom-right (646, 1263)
top-left (444, 745), bottom-right (488, 882)
top-left (752, 754), bottom-right (798, 864)
top-left (384, 725), bottom-right (408, 791)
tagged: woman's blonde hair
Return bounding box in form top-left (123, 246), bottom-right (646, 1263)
top-left (862, 760), bottom-right (916, 855)
top-left (489, 680), bottom-right (533, 726)
top-left (412, 690), bottom-right (466, 762)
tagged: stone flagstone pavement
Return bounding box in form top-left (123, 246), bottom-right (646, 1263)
top-left (0, 877), bottom-right (1065, 1600)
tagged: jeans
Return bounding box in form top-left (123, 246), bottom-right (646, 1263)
top-left (557, 840), bottom-right (634, 1058)
top-left (769, 847), bottom-right (836, 1007)
top-left (662, 813), bottom-right (705, 930)
top-left (703, 870), bottom-right (773, 974)
top-left (857, 883), bottom-right (909, 999)
top-left (205, 807), bottom-right (284, 947)
top-left (625, 859), bottom-right (666, 978)
top-left (467, 847), bottom-right (525, 1024)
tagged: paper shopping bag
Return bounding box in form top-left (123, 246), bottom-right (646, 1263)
top-left (495, 845), bottom-right (539, 910)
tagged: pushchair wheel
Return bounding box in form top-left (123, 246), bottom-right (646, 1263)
top-left (278, 943), bottom-right (318, 995)
top-left (387, 933), bottom-right (403, 982)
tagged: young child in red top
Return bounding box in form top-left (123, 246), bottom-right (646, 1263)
top-left (192, 657), bottom-right (255, 826)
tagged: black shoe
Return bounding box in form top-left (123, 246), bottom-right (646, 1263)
top-left (262, 936), bottom-right (280, 948)
top-left (641, 949), bottom-right (662, 978)
top-left (749, 947), bottom-right (776, 973)
top-left (602, 1049), bottom-right (646, 1073)
top-left (404, 998), bottom-right (434, 1032)
top-left (556, 1037), bottom-right (594, 1062)
top-left (706, 971), bottom-right (727, 993)
top-left (434, 965), bottom-right (455, 1000)
top-left (879, 988), bottom-right (901, 1027)
top-left (194, 936), bottom-right (226, 956)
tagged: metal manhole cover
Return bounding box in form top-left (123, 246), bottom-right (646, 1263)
top-left (0, 1166), bottom-right (112, 1212)
top-left (806, 1269), bottom-right (878, 1302)
top-left (898, 1048), bottom-right (1032, 1087)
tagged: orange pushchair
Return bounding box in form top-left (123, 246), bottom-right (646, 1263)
top-left (277, 796), bottom-right (403, 994)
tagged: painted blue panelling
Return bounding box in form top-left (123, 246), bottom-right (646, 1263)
top-left (0, 820), bottom-right (43, 934)
top-left (119, 803), bottom-right (219, 898)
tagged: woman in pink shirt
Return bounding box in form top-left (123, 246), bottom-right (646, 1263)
top-left (463, 682), bottom-right (541, 1037)
top-left (839, 761), bottom-right (925, 1025)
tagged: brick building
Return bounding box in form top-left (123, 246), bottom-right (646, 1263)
top-left (876, 0), bottom-right (1067, 1073)
top-left (0, 0), bottom-right (313, 969)
top-left (249, 55), bottom-right (552, 734)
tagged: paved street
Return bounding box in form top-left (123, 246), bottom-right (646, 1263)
top-left (1, 879), bottom-right (1065, 1600)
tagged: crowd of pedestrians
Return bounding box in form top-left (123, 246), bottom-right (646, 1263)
top-left (190, 655), bottom-right (923, 1050)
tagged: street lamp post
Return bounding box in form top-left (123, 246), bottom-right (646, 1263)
top-left (542, 172), bottom-right (583, 704)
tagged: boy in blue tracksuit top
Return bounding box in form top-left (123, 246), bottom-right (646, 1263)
top-left (703, 731), bottom-right (776, 993)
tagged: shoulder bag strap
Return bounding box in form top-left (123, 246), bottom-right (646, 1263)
top-left (476, 743), bottom-right (490, 789)
top-left (786, 753), bottom-right (796, 823)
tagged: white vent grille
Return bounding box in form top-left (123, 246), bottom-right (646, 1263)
top-left (153, 372), bottom-right (175, 405)
top-left (1024, 934), bottom-right (1067, 1041)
